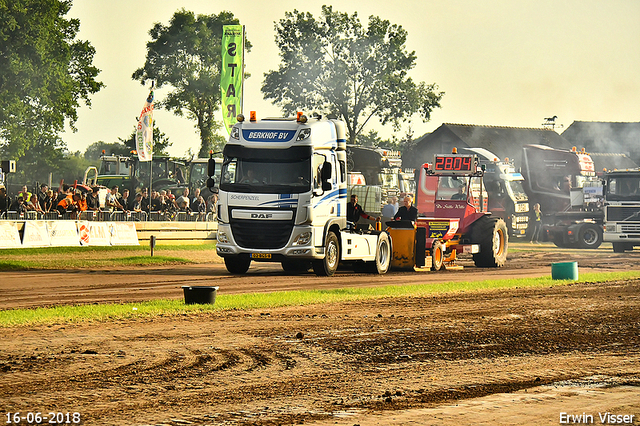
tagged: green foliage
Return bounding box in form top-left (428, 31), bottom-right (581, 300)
top-left (132, 9), bottom-right (250, 157)
top-left (0, 0), bottom-right (103, 159)
top-left (6, 134), bottom-right (93, 187)
top-left (262, 5), bottom-right (444, 144)
top-left (84, 141), bottom-right (130, 161)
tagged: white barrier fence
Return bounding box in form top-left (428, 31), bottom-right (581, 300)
top-left (0, 220), bottom-right (139, 249)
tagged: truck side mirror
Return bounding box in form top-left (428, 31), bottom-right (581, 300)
top-left (208, 157), bottom-right (216, 178)
top-left (321, 161), bottom-right (332, 191)
top-left (321, 161), bottom-right (332, 180)
top-left (206, 177), bottom-right (215, 189)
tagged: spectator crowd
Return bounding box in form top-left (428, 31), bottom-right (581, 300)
top-left (0, 183), bottom-right (217, 221)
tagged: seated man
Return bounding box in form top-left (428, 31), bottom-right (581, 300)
top-left (451, 184), bottom-right (467, 200)
top-left (241, 169), bottom-right (260, 184)
top-left (394, 195), bottom-right (418, 222)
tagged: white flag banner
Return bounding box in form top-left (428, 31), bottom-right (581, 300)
top-left (136, 89), bottom-right (154, 162)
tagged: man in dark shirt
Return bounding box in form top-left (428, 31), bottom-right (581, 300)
top-left (0, 184), bottom-right (11, 216)
top-left (37, 183), bottom-right (49, 211)
top-left (451, 184), bottom-right (467, 200)
top-left (347, 194), bottom-right (377, 223)
top-left (86, 187), bottom-right (100, 211)
top-left (394, 195), bottom-right (418, 222)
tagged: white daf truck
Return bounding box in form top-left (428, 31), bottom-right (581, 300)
top-left (207, 112), bottom-right (391, 276)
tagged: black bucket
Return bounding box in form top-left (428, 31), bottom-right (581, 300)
top-left (182, 286), bottom-right (219, 305)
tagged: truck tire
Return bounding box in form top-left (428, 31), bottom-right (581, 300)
top-left (313, 231), bottom-right (339, 277)
top-left (371, 232), bottom-right (391, 274)
top-left (431, 240), bottom-right (445, 271)
top-left (578, 224), bottom-right (602, 249)
top-left (472, 216), bottom-right (508, 267)
top-left (224, 255), bottom-right (251, 274)
top-left (281, 260), bottom-right (311, 273)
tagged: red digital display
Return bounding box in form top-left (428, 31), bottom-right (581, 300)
top-left (433, 155), bottom-right (474, 172)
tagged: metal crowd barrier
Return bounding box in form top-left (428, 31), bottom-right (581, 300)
top-left (0, 210), bottom-right (216, 222)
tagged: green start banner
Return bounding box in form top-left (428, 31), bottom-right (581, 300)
top-left (221, 25), bottom-right (244, 135)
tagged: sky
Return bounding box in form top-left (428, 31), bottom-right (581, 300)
top-left (63, 0), bottom-right (640, 158)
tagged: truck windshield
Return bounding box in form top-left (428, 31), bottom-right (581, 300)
top-left (220, 146), bottom-right (312, 194)
top-left (505, 180), bottom-right (527, 201)
top-left (606, 177), bottom-right (640, 201)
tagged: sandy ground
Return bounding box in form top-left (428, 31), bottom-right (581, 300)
top-left (0, 242), bottom-right (639, 425)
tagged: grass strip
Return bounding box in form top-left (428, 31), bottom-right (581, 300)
top-left (0, 256), bottom-right (190, 270)
top-left (1, 270), bottom-right (639, 327)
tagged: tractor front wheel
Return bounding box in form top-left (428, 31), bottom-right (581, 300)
top-left (431, 240), bottom-right (445, 271)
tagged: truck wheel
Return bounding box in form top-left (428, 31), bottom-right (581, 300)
top-left (472, 216), bottom-right (508, 267)
top-left (313, 231), bottom-right (339, 277)
top-left (431, 240), bottom-right (445, 271)
top-left (224, 255), bottom-right (251, 274)
top-left (281, 260), bottom-right (311, 273)
top-left (372, 232), bottom-right (391, 274)
top-left (578, 224), bottom-right (602, 249)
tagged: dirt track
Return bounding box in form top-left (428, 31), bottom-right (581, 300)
top-left (1, 243), bottom-right (639, 425)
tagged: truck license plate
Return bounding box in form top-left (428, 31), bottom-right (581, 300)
top-left (251, 253), bottom-right (271, 259)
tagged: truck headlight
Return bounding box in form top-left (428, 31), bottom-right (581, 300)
top-left (293, 231), bottom-right (312, 245)
top-left (217, 231), bottom-right (229, 243)
top-left (296, 128), bottom-right (311, 141)
top-left (230, 127), bottom-right (240, 140)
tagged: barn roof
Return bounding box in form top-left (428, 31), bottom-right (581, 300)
top-left (405, 123), bottom-right (571, 169)
top-left (561, 121), bottom-right (640, 160)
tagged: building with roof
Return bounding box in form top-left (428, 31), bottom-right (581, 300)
top-left (561, 121), bottom-right (640, 165)
top-left (404, 123), bottom-right (572, 170)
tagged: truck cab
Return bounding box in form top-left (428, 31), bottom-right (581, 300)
top-left (209, 112), bottom-right (391, 276)
top-left (461, 147), bottom-right (529, 237)
top-left (521, 144), bottom-right (603, 248)
top-left (602, 169), bottom-right (640, 252)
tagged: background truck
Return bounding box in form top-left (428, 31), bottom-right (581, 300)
top-left (208, 112), bottom-right (391, 276)
top-left (520, 144), bottom-right (603, 249)
top-left (410, 151), bottom-right (509, 270)
top-left (461, 147), bottom-right (529, 238)
top-left (95, 154), bottom-right (221, 197)
top-left (602, 169), bottom-right (640, 252)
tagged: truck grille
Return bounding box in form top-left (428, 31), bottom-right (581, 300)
top-left (606, 206), bottom-right (640, 222)
top-left (230, 219), bottom-right (293, 249)
top-left (621, 224), bottom-right (640, 234)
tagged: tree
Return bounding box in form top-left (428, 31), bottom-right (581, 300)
top-left (0, 0), bottom-right (103, 159)
top-left (262, 6), bottom-right (443, 144)
top-left (132, 9), bottom-right (250, 157)
top-left (8, 133), bottom-right (93, 187)
top-left (84, 141), bottom-right (131, 161)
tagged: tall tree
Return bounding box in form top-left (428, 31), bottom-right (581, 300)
top-left (262, 6), bottom-right (443, 144)
top-left (132, 9), bottom-right (250, 157)
top-left (0, 0), bottom-right (103, 159)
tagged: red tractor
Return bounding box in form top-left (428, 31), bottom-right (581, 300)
top-left (389, 151), bottom-right (508, 270)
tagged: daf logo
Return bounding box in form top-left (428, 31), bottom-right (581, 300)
top-left (251, 213), bottom-right (273, 219)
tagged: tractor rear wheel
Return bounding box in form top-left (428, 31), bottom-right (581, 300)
top-left (472, 216), bottom-right (508, 267)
